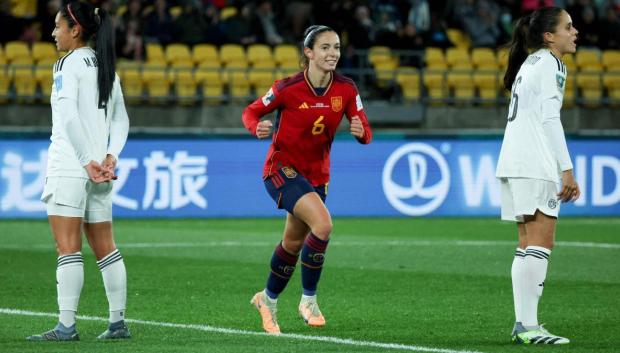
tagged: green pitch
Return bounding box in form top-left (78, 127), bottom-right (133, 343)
top-left (0, 218), bottom-right (618, 353)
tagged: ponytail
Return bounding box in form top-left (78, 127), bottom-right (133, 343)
top-left (503, 7), bottom-right (564, 90)
top-left (503, 14), bottom-right (530, 90)
top-left (94, 8), bottom-right (116, 107)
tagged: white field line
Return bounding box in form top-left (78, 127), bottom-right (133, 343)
top-left (0, 308), bottom-right (483, 353)
top-left (1, 239), bottom-right (618, 250)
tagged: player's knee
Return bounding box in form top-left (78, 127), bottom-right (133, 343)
top-left (283, 238), bottom-right (304, 254)
top-left (312, 221), bottom-right (332, 240)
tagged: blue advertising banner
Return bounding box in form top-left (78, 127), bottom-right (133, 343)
top-left (1, 139), bottom-right (619, 218)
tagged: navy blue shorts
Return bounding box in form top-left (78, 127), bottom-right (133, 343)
top-left (264, 167), bottom-right (327, 214)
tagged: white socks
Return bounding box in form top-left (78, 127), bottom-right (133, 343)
top-left (97, 249), bottom-right (127, 324)
top-left (56, 252), bottom-right (84, 327)
top-left (521, 246), bottom-right (551, 328)
top-left (511, 248), bottom-right (526, 323)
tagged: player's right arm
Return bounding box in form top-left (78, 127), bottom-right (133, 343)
top-left (242, 83), bottom-right (283, 138)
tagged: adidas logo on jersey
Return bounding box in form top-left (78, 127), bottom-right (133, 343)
top-left (298, 102), bottom-right (309, 109)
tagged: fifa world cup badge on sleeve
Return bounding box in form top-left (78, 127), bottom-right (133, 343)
top-left (282, 167), bottom-right (297, 178)
top-left (331, 96), bottom-right (342, 112)
top-left (355, 94), bottom-right (363, 111)
top-left (556, 74), bottom-right (565, 93)
top-left (262, 88), bottom-right (275, 106)
top-left (55, 75), bottom-right (63, 91)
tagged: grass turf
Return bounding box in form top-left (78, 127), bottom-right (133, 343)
top-left (0, 218), bottom-right (618, 353)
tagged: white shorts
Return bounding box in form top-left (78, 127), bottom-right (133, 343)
top-left (41, 176), bottom-right (113, 223)
top-left (499, 177), bottom-right (560, 222)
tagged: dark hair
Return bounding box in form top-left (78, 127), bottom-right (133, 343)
top-left (300, 25), bottom-right (336, 68)
top-left (60, 0), bottom-right (116, 107)
top-left (503, 7), bottom-right (564, 90)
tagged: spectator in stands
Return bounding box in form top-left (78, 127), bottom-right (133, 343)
top-left (203, 3), bottom-right (226, 46)
top-left (117, 0), bottom-right (142, 35)
top-left (117, 18), bottom-right (143, 60)
top-left (255, 0), bottom-right (283, 45)
top-left (172, 0), bottom-right (208, 45)
top-left (143, 0), bottom-right (174, 45)
top-left (463, 0), bottom-right (501, 47)
top-left (521, 0), bottom-right (555, 13)
top-left (599, 4), bottom-right (620, 49)
top-left (425, 12), bottom-right (453, 48)
top-left (348, 5), bottom-right (375, 50)
top-left (374, 6), bottom-right (402, 47)
top-left (26, 0), bottom-right (130, 341)
top-left (407, 0), bottom-right (430, 35)
top-left (243, 24), bottom-right (372, 335)
top-left (576, 5), bottom-right (601, 47)
top-left (221, 2), bottom-right (260, 45)
top-left (38, 0), bottom-right (61, 42)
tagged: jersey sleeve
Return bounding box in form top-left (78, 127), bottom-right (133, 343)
top-left (107, 74), bottom-right (129, 160)
top-left (344, 86), bottom-right (372, 144)
top-left (56, 58), bottom-right (79, 100)
top-left (242, 83), bottom-right (283, 135)
top-left (539, 57), bottom-right (566, 103)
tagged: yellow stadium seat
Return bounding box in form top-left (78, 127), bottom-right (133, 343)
top-left (247, 44), bottom-right (273, 66)
top-left (446, 48), bottom-right (472, 70)
top-left (496, 48), bottom-right (509, 71)
top-left (118, 67), bottom-right (143, 103)
top-left (423, 70), bottom-right (446, 105)
top-left (146, 43), bottom-right (165, 63)
top-left (275, 67), bottom-right (298, 80)
top-left (34, 65), bottom-right (53, 101)
top-left (171, 60), bottom-right (194, 70)
top-left (395, 67), bottom-right (420, 101)
top-left (248, 68), bottom-right (275, 97)
top-left (603, 74), bottom-right (620, 104)
top-left (32, 42), bottom-right (57, 64)
top-left (220, 44), bottom-right (246, 66)
top-left (274, 44), bottom-right (299, 66)
top-left (576, 72), bottom-right (602, 106)
top-left (446, 28), bottom-right (470, 49)
top-left (576, 49), bottom-right (602, 72)
top-left (142, 68), bottom-right (170, 103)
top-left (220, 6), bottom-right (237, 20)
top-left (374, 61), bottom-right (397, 88)
top-left (368, 46), bottom-right (397, 67)
top-left (279, 60), bottom-right (300, 70)
top-left (166, 43), bottom-right (192, 65)
top-left (563, 75), bottom-right (575, 107)
top-left (223, 60), bottom-right (247, 84)
top-left (562, 53), bottom-right (576, 73)
top-left (173, 69), bottom-right (197, 104)
top-left (12, 67), bottom-right (36, 101)
top-left (195, 63), bottom-right (224, 101)
top-left (473, 70), bottom-right (498, 104)
top-left (5, 41), bottom-right (30, 63)
top-left (0, 66), bottom-right (9, 103)
top-left (193, 44), bottom-right (219, 66)
top-left (602, 50), bottom-right (620, 72)
top-left (471, 48), bottom-right (497, 70)
top-left (447, 71), bottom-right (474, 103)
top-left (169, 6), bottom-right (182, 19)
top-left (425, 47), bottom-right (447, 70)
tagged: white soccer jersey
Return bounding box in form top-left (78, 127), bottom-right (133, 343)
top-left (47, 47), bottom-right (129, 178)
top-left (496, 48), bottom-right (572, 184)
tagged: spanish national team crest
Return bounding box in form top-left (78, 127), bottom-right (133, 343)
top-left (331, 96), bottom-right (342, 112)
top-left (281, 166), bottom-right (297, 178)
top-left (556, 73), bottom-right (565, 93)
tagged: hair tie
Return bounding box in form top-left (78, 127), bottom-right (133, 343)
top-left (67, 3), bottom-right (82, 28)
top-left (303, 26), bottom-right (327, 48)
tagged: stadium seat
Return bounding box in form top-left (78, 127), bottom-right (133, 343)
top-left (118, 67), bottom-right (143, 103)
top-left (225, 60), bottom-right (249, 99)
top-left (603, 74), bottom-right (620, 104)
top-left (248, 68), bottom-right (275, 97)
top-left (576, 72), bottom-right (602, 106)
top-left (219, 44), bottom-right (246, 66)
top-left (562, 53), bottom-right (577, 73)
top-left (5, 41), bottom-right (30, 63)
top-left (446, 48), bottom-right (472, 69)
top-left (11, 66), bottom-right (36, 101)
top-left (446, 28), bottom-right (470, 49)
top-left (193, 44), bottom-right (219, 66)
top-left (423, 70), bottom-right (446, 105)
top-left (247, 44), bottom-right (273, 67)
top-left (166, 43), bottom-right (192, 66)
top-left (576, 49), bottom-right (602, 72)
top-left (473, 70), bottom-right (498, 104)
top-left (168, 6), bottom-right (182, 19)
top-left (447, 71), bottom-right (474, 103)
top-left (274, 44), bottom-right (299, 66)
top-left (602, 50), bottom-right (620, 71)
top-left (496, 48), bottom-right (509, 71)
top-left (425, 47), bottom-right (447, 70)
top-left (368, 46), bottom-right (398, 67)
top-left (171, 59), bottom-right (194, 70)
top-left (34, 65), bottom-right (53, 102)
top-left (278, 60), bottom-right (300, 70)
top-left (32, 42), bottom-right (57, 64)
top-left (563, 75), bottom-right (576, 107)
top-left (498, 72), bottom-right (510, 100)
top-left (146, 43), bottom-right (166, 63)
top-left (395, 67), bottom-right (421, 101)
top-left (142, 68), bottom-right (170, 103)
top-left (471, 48), bottom-right (498, 70)
top-left (220, 6), bottom-right (238, 20)
top-left (195, 62), bottom-right (224, 101)
top-left (0, 66), bottom-right (9, 103)
top-left (172, 69), bottom-right (197, 104)
top-left (275, 67), bottom-right (298, 80)
top-left (374, 61), bottom-right (397, 88)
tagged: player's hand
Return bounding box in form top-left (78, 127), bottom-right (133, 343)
top-left (558, 169), bottom-right (580, 202)
top-left (256, 120), bottom-right (273, 139)
top-left (84, 160), bottom-right (111, 183)
top-left (102, 154), bottom-right (118, 181)
top-left (350, 115), bottom-right (364, 139)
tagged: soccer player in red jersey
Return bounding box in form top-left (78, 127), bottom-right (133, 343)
top-left (243, 25), bottom-right (372, 334)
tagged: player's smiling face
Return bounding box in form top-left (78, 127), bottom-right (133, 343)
top-left (546, 10), bottom-right (578, 57)
top-left (307, 31), bottom-right (341, 72)
top-left (52, 12), bottom-right (78, 51)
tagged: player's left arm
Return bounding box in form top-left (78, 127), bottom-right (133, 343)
top-left (345, 87), bottom-right (372, 144)
top-left (104, 74), bottom-right (130, 179)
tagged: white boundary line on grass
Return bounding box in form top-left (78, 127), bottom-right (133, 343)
top-left (1, 239), bottom-right (619, 250)
top-left (0, 308), bottom-right (483, 353)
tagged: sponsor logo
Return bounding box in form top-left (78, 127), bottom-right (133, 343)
top-left (282, 265), bottom-right (295, 275)
top-left (382, 143), bottom-right (450, 216)
top-left (331, 96), bottom-right (342, 112)
top-left (310, 102), bottom-right (329, 109)
top-left (299, 102), bottom-right (309, 109)
top-left (261, 88), bottom-right (275, 106)
top-left (281, 166), bottom-right (297, 178)
top-left (312, 253), bottom-right (325, 263)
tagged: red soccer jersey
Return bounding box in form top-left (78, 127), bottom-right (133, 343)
top-left (242, 70), bottom-right (372, 186)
